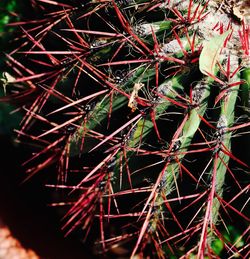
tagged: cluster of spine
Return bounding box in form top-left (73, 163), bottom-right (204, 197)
top-left (2, 0), bottom-right (250, 258)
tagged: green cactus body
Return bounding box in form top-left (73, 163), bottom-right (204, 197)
top-left (1, 0), bottom-right (250, 258)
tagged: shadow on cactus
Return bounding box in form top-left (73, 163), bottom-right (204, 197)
top-left (1, 0), bottom-right (250, 258)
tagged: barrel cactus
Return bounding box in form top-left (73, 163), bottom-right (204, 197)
top-left (1, 0), bottom-right (250, 258)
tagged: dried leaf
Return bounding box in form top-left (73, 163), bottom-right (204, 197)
top-left (128, 82), bottom-right (144, 111)
top-left (0, 72), bottom-right (16, 95)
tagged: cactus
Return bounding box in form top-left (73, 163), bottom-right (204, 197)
top-left (1, 0), bottom-right (250, 258)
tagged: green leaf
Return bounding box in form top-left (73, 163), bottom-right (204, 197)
top-left (241, 67), bottom-right (250, 110)
top-left (211, 238), bottom-right (224, 256)
top-left (199, 30), bottom-right (232, 76)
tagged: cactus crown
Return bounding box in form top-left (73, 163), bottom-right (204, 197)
top-left (1, 0), bottom-right (250, 258)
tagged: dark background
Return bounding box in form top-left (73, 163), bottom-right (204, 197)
top-left (0, 136), bottom-right (93, 259)
top-left (0, 1), bottom-right (94, 258)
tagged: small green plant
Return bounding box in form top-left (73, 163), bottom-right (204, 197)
top-left (1, 0), bottom-right (250, 258)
